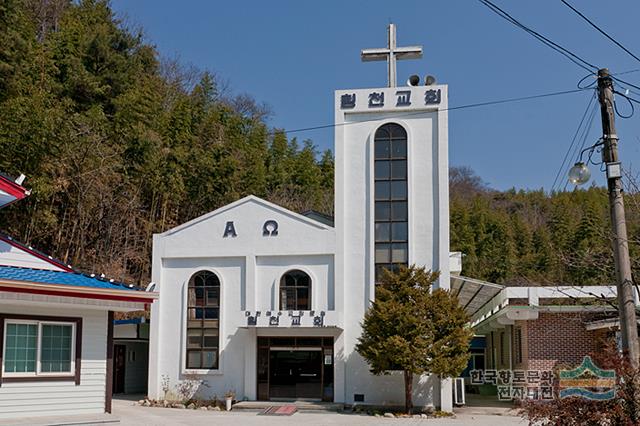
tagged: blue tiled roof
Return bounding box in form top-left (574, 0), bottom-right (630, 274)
top-left (0, 265), bottom-right (138, 292)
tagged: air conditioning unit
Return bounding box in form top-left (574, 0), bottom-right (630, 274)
top-left (453, 377), bottom-right (466, 406)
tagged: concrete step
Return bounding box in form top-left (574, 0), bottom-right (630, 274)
top-left (233, 401), bottom-right (344, 412)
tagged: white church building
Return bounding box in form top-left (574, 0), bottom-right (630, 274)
top-left (148, 25), bottom-right (455, 410)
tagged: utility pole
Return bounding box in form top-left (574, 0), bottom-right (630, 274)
top-left (597, 68), bottom-right (640, 368)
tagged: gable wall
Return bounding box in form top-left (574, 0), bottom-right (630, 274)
top-left (148, 198), bottom-right (336, 400)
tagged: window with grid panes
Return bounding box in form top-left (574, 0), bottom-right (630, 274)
top-left (374, 123), bottom-right (408, 283)
top-left (3, 321), bottom-right (74, 376)
top-left (279, 269), bottom-right (311, 310)
top-left (186, 271), bottom-right (220, 369)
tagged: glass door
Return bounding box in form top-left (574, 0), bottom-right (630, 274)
top-left (269, 349), bottom-right (322, 400)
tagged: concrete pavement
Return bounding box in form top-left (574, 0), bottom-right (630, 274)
top-left (112, 398), bottom-right (526, 426)
top-left (0, 398), bottom-right (525, 426)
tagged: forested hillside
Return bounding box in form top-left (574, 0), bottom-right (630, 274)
top-left (0, 0), bottom-right (333, 283)
top-left (450, 167), bottom-right (640, 286)
top-left (0, 0), bottom-right (636, 287)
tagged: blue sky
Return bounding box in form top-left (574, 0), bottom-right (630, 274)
top-left (111, 0), bottom-right (640, 191)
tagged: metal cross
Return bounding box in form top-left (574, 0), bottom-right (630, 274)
top-left (361, 24), bottom-right (423, 88)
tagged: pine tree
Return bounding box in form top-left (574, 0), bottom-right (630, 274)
top-left (531, 227), bottom-right (555, 281)
top-left (356, 265), bottom-right (472, 413)
top-left (0, 0), bottom-right (334, 283)
top-left (450, 202), bottom-right (477, 275)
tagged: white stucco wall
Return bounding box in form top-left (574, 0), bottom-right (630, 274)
top-left (0, 303), bottom-right (107, 419)
top-left (334, 85), bottom-right (451, 409)
top-left (256, 255), bottom-right (334, 312)
top-left (148, 197), bottom-right (337, 401)
top-left (149, 83), bottom-right (452, 410)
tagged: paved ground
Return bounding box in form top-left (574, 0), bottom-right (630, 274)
top-left (112, 398), bottom-right (526, 426)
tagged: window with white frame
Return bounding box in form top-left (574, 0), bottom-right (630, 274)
top-left (3, 320), bottom-right (75, 376)
top-left (279, 269), bottom-right (311, 311)
top-left (186, 270), bottom-right (220, 370)
top-left (374, 123), bottom-right (408, 284)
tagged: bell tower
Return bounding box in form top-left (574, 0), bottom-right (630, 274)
top-left (334, 24), bottom-right (452, 409)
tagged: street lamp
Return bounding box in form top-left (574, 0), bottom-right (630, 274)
top-left (565, 67), bottom-right (639, 371)
top-left (568, 162), bottom-right (591, 185)
top-left (568, 140), bottom-right (604, 186)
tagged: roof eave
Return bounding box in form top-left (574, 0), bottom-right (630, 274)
top-left (0, 280), bottom-right (158, 303)
top-left (0, 174), bottom-right (30, 200)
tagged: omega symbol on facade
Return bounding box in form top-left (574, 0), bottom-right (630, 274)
top-left (262, 220), bottom-right (279, 236)
top-left (221, 220), bottom-right (279, 237)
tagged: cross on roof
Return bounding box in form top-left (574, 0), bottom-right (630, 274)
top-left (361, 24), bottom-right (423, 88)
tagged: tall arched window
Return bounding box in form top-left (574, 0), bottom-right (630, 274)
top-left (374, 123), bottom-right (408, 283)
top-left (186, 270), bottom-right (220, 369)
top-left (279, 270), bottom-right (311, 310)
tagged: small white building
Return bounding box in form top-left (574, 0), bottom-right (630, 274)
top-left (0, 175), bottom-right (158, 420)
top-left (149, 27), bottom-right (454, 410)
top-left (0, 266), bottom-right (156, 419)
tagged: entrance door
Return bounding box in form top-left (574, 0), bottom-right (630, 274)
top-left (269, 349), bottom-right (322, 400)
top-left (113, 344), bottom-right (126, 394)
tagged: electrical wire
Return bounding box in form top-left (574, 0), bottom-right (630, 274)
top-left (614, 92), bottom-right (635, 118)
top-left (612, 75), bottom-right (640, 93)
top-left (613, 87), bottom-right (640, 105)
top-left (600, 76), bottom-right (640, 112)
top-left (478, 0), bottom-right (640, 102)
top-left (281, 88), bottom-right (589, 135)
top-left (618, 93), bottom-right (640, 105)
top-left (476, 1), bottom-right (640, 104)
top-left (577, 71), bottom-right (640, 103)
top-left (577, 73), bottom-right (597, 89)
top-left (615, 83), bottom-right (640, 99)
top-left (476, 0), bottom-right (598, 73)
top-left (564, 101), bottom-right (599, 191)
top-left (578, 105), bottom-right (599, 160)
top-left (551, 91), bottom-right (596, 192)
top-left (576, 73), bottom-right (638, 118)
top-left (560, 0), bottom-right (640, 64)
top-left (614, 69), bottom-right (640, 76)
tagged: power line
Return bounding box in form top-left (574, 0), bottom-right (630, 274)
top-left (560, 0), bottom-right (640, 64)
top-left (562, 103), bottom-right (598, 191)
top-left (614, 69), bottom-right (640, 76)
top-left (615, 90), bottom-right (640, 106)
top-left (614, 91), bottom-right (635, 119)
top-left (564, 101), bottom-right (599, 191)
top-left (476, 0), bottom-right (598, 73)
top-left (477, 1), bottom-right (640, 117)
top-left (552, 91), bottom-right (596, 192)
top-left (613, 80), bottom-right (640, 98)
top-left (281, 88), bottom-right (590, 135)
top-left (576, 102), bottom-right (599, 163)
top-left (578, 69), bottom-right (640, 89)
top-left (612, 75), bottom-right (640, 92)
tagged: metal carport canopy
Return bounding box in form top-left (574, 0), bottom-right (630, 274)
top-left (450, 276), bottom-right (504, 317)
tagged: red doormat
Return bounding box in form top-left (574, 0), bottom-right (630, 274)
top-left (260, 405), bottom-right (298, 416)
